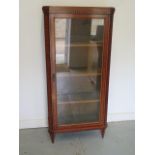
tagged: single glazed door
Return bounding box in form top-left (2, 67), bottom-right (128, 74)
top-left (54, 17), bottom-right (104, 126)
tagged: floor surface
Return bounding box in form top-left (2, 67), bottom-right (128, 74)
top-left (19, 121), bottom-right (135, 155)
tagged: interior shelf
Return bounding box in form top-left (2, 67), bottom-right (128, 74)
top-left (57, 72), bottom-right (101, 77)
top-left (57, 91), bottom-right (100, 103)
top-left (56, 41), bottom-right (103, 48)
top-left (57, 99), bottom-right (100, 124)
top-left (58, 99), bottom-right (99, 104)
top-left (56, 64), bottom-right (101, 76)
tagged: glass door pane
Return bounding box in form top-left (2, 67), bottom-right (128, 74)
top-left (55, 18), bottom-right (104, 125)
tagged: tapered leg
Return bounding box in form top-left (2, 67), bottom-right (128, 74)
top-left (51, 132), bottom-right (55, 143)
top-left (100, 128), bottom-right (105, 138)
top-left (49, 130), bottom-right (55, 143)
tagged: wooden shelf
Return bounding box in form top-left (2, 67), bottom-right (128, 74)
top-left (58, 99), bottom-right (100, 104)
top-left (56, 41), bottom-right (103, 48)
top-left (57, 72), bottom-right (101, 77)
top-left (69, 43), bottom-right (102, 47)
top-left (57, 91), bottom-right (100, 105)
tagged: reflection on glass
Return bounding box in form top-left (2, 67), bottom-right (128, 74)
top-left (55, 18), bottom-right (104, 125)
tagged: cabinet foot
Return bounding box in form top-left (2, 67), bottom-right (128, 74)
top-left (49, 131), bottom-right (55, 143)
top-left (100, 129), bottom-right (105, 138)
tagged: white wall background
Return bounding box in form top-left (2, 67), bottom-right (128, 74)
top-left (20, 0), bottom-right (135, 129)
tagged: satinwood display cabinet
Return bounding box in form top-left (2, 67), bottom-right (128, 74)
top-left (42, 6), bottom-right (115, 143)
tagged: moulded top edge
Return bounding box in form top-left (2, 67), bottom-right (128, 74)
top-left (42, 6), bottom-right (115, 15)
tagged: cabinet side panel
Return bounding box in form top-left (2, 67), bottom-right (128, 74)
top-left (43, 10), bottom-right (53, 132)
top-left (103, 14), bottom-right (115, 126)
top-left (50, 16), bottom-right (58, 129)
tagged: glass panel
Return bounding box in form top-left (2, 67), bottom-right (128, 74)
top-left (55, 18), bottom-right (104, 125)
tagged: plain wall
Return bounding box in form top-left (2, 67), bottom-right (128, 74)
top-left (20, 0), bottom-right (135, 128)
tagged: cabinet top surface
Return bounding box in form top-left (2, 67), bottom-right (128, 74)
top-left (42, 6), bottom-right (115, 15)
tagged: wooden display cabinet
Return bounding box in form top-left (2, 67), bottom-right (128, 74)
top-left (42, 6), bottom-right (115, 143)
